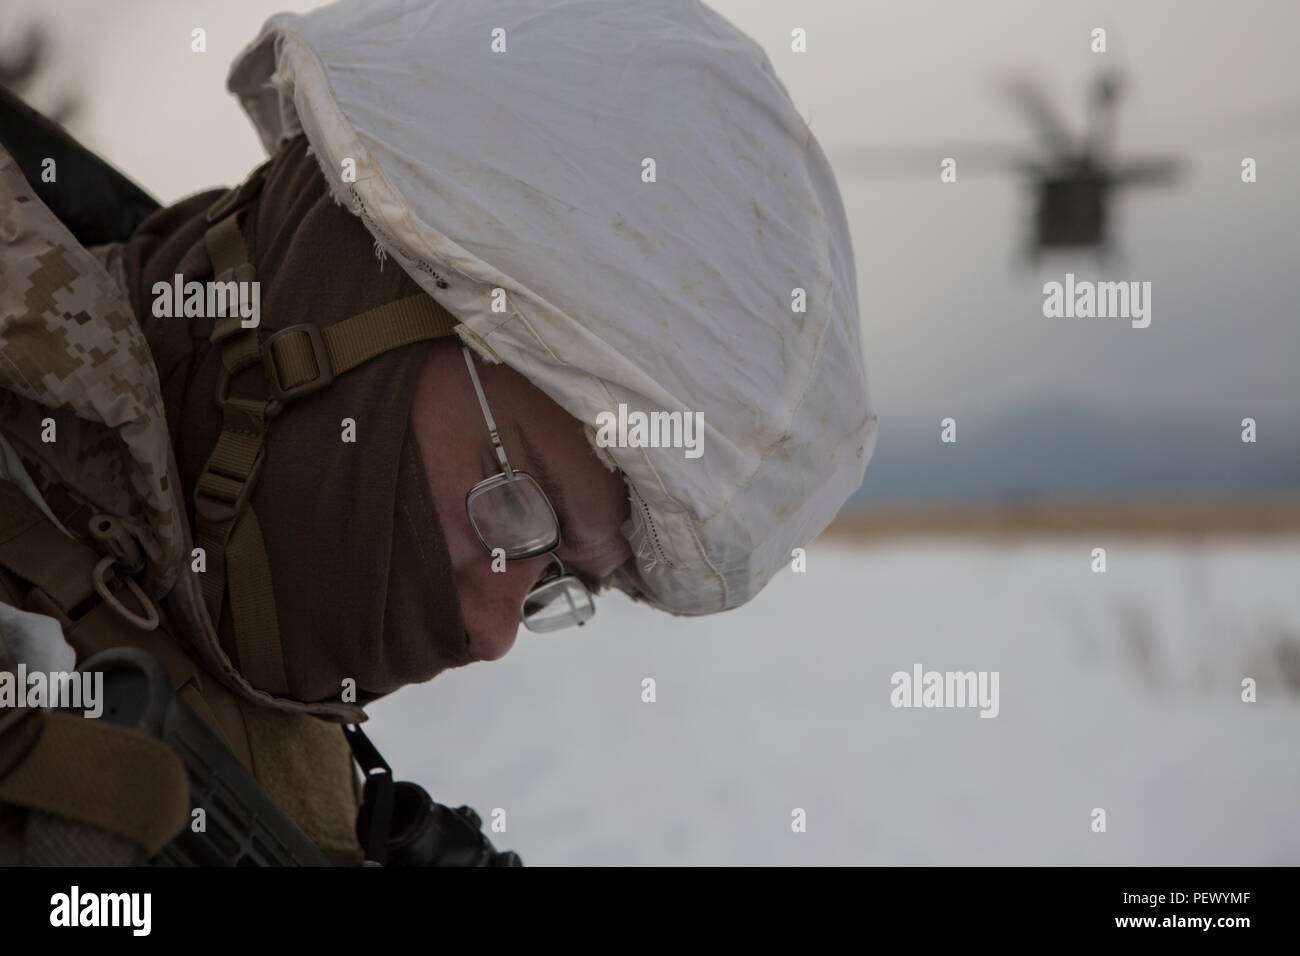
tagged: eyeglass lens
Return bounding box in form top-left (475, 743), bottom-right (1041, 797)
top-left (467, 474), bottom-right (559, 559)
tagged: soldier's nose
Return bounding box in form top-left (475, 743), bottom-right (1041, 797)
top-left (460, 559), bottom-right (546, 661)
top-left (466, 621), bottom-right (518, 662)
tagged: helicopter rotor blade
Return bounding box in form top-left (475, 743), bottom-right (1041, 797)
top-left (1129, 100), bottom-right (1300, 146)
top-left (1085, 70), bottom-right (1124, 159)
top-left (827, 142), bottom-right (1027, 179)
top-left (1109, 157), bottom-right (1183, 186)
top-left (1001, 76), bottom-right (1076, 160)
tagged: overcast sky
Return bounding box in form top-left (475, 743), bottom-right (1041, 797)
top-left (7, 0), bottom-right (1298, 429)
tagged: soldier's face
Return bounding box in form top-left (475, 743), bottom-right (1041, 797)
top-left (409, 342), bottom-right (633, 663)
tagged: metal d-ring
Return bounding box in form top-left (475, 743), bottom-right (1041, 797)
top-left (92, 556), bottom-right (160, 632)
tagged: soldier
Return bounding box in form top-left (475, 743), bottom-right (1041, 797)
top-left (0, 0), bottom-right (874, 865)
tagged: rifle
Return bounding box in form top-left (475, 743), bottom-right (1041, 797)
top-left (74, 647), bottom-right (521, 866)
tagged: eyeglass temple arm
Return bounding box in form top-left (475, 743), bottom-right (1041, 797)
top-left (561, 583), bottom-right (580, 617)
top-left (546, 556), bottom-right (581, 616)
top-left (525, 555), bottom-right (585, 624)
top-left (461, 346), bottom-right (515, 479)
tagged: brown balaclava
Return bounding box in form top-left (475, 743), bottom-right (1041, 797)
top-left (121, 135), bottom-right (473, 704)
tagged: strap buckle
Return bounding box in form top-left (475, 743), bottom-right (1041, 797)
top-left (262, 324), bottom-right (335, 405)
top-left (214, 366), bottom-right (283, 420)
top-left (193, 445), bottom-right (266, 525)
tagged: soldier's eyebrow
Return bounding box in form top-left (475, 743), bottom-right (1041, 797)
top-left (510, 424), bottom-right (573, 534)
top-left (510, 422), bottom-right (622, 587)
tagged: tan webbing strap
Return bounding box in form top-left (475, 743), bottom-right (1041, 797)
top-left (205, 212), bottom-right (251, 282)
top-left (195, 214), bottom-right (285, 696)
top-left (266, 294), bottom-right (460, 398)
top-left (218, 321), bottom-right (263, 373)
top-left (0, 713), bottom-right (189, 857)
top-left (194, 395), bottom-right (270, 617)
top-left (193, 395), bottom-right (289, 695)
top-left (203, 216), bottom-right (263, 370)
top-left (0, 480), bottom-right (99, 616)
top-left (0, 707), bottom-right (40, 777)
top-left (224, 505), bottom-right (288, 695)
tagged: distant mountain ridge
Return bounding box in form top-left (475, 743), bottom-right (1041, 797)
top-left (850, 397), bottom-right (1300, 506)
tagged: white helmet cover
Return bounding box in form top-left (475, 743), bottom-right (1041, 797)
top-left (227, 0), bottom-right (876, 615)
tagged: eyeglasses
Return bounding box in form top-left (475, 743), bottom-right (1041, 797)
top-left (461, 346), bottom-right (595, 632)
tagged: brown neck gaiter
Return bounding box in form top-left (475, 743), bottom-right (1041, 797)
top-left (122, 135), bottom-right (473, 704)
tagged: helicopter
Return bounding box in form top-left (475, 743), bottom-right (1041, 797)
top-left (832, 71), bottom-right (1183, 263)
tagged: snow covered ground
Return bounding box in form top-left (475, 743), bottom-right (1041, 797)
top-left (366, 538), bottom-right (1300, 866)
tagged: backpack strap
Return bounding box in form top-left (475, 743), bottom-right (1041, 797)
top-left (194, 202), bottom-right (459, 696)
